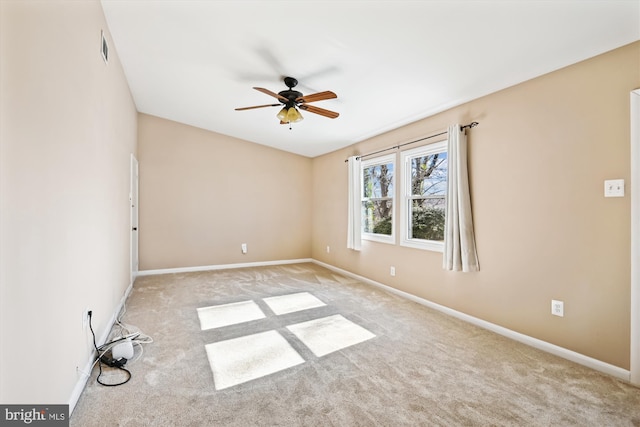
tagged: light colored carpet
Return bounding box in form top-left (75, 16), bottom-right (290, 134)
top-left (200, 291), bottom-right (372, 389)
top-left (71, 263), bottom-right (640, 426)
top-left (263, 292), bottom-right (326, 315)
top-left (197, 300), bottom-right (265, 330)
top-left (287, 314), bottom-right (376, 357)
top-left (205, 330), bottom-right (305, 390)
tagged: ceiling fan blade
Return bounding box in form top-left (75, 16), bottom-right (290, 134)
top-left (235, 103), bottom-right (281, 111)
top-left (295, 91), bottom-right (337, 103)
top-left (253, 87), bottom-right (288, 102)
top-left (298, 104), bottom-right (339, 119)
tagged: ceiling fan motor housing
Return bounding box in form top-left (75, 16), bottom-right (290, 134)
top-left (278, 89), bottom-right (303, 106)
top-left (278, 77), bottom-right (302, 107)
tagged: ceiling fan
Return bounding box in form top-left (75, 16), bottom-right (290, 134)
top-left (235, 77), bottom-right (339, 127)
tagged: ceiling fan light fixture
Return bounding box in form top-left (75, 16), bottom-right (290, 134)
top-left (276, 107), bottom-right (288, 121)
top-left (287, 107), bottom-right (303, 123)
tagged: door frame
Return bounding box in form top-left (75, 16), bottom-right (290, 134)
top-left (631, 89), bottom-right (639, 385)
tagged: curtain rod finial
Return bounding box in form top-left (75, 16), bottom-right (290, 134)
top-left (460, 121), bottom-right (479, 131)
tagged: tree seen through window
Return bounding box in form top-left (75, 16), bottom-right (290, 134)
top-left (409, 151), bottom-right (447, 241)
top-left (362, 159), bottom-right (394, 236)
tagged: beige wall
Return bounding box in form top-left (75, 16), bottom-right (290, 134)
top-left (312, 42), bottom-right (640, 369)
top-left (137, 114), bottom-right (312, 270)
top-left (0, 1), bottom-right (137, 404)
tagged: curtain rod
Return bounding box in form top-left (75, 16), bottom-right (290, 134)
top-left (343, 121), bottom-right (479, 163)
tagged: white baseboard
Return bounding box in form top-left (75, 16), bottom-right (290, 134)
top-left (312, 259), bottom-right (631, 382)
top-left (69, 280), bottom-right (135, 414)
top-left (137, 258), bottom-right (313, 276)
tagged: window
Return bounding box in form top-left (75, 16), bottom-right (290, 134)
top-left (400, 141), bottom-right (447, 251)
top-left (361, 154), bottom-right (395, 243)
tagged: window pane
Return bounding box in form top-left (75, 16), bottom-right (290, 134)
top-left (409, 197), bottom-right (445, 241)
top-left (411, 153), bottom-right (447, 197)
top-left (362, 200), bottom-right (393, 235)
top-left (363, 163), bottom-right (394, 198)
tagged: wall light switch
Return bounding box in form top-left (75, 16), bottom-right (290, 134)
top-left (241, 243), bottom-right (247, 254)
top-left (604, 179), bottom-right (624, 197)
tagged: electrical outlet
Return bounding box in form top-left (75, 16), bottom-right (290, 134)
top-left (551, 300), bottom-right (564, 317)
top-left (390, 266), bottom-right (396, 276)
top-left (241, 243), bottom-right (247, 254)
top-left (326, 246), bottom-right (330, 253)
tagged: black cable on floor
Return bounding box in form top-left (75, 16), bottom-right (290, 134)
top-left (96, 364), bottom-right (131, 387)
top-left (88, 311), bottom-right (132, 387)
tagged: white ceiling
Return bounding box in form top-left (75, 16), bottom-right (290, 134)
top-left (101, 0), bottom-right (639, 158)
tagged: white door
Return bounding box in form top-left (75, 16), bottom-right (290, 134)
top-left (130, 154), bottom-right (139, 282)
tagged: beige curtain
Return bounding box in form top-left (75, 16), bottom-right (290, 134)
top-left (347, 156), bottom-right (362, 250)
top-left (443, 125), bottom-right (479, 272)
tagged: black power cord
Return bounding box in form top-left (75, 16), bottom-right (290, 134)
top-left (88, 311), bottom-right (132, 387)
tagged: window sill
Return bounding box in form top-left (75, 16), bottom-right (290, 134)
top-left (400, 239), bottom-right (444, 252)
top-left (362, 233), bottom-right (395, 245)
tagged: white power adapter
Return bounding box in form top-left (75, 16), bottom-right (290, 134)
top-left (111, 338), bottom-right (134, 360)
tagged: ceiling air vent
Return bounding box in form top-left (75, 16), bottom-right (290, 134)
top-left (100, 30), bottom-right (109, 64)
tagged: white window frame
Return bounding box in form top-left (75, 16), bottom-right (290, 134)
top-left (400, 140), bottom-right (447, 252)
top-left (361, 153), bottom-right (396, 244)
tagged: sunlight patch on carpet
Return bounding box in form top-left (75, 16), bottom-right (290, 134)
top-left (263, 292), bottom-right (326, 315)
top-left (204, 330), bottom-right (304, 390)
top-left (287, 314), bottom-right (376, 357)
top-left (197, 300), bottom-right (265, 330)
